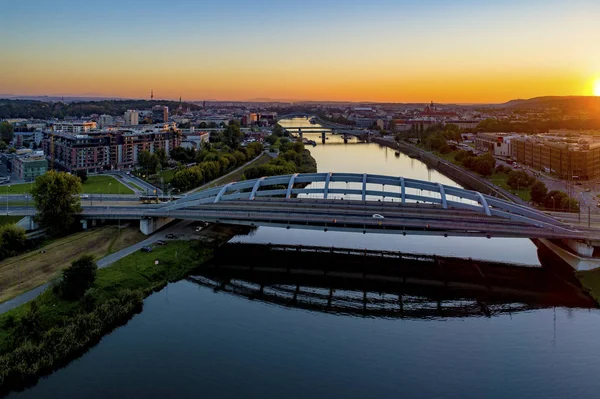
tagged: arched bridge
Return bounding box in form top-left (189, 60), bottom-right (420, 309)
top-left (135, 172), bottom-right (596, 240)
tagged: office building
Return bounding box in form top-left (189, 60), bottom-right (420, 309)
top-left (13, 153), bottom-right (48, 181)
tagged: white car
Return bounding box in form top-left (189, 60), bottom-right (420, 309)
top-left (80, 194), bottom-right (89, 199)
top-left (372, 214), bottom-right (385, 219)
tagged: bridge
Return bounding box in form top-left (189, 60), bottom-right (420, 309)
top-left (10, 172), bottom-right (600, 269)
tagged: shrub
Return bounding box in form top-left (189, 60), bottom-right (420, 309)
top-left (60, 255), bottom-right (97, 300)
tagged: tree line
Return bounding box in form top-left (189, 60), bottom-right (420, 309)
top-left (0, 99), bottom-right (200, 119)
top-left (243, 140), bottom-right (317, 180)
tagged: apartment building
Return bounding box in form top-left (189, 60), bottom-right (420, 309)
top-left (42, 128), bottom-right (180, 173)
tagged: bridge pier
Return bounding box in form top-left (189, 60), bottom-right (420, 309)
top-left (343, 134), bottom-right (348, 144)
top-left (537, 238), bottom-right (600, 271)
top-left (321, 132), bottom-right (326, 144)
top-left (140, 217), bottom-right (173, 235)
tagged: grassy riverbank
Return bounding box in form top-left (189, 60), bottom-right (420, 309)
top-left (0, 240), bottom-right (213, 393)
top-left (576, 270), bottom-right (600, 305)
top-left (0, 226), bottom-right (146, 304)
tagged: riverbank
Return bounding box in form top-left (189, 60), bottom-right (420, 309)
top-left (0, 240), bottom-right (214, 394)
top-left (0, 226), bottom-right (146, 304)
top-left (373, 137), bottom-right (522, 203)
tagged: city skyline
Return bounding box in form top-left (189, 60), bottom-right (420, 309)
top-left (1, 0), bottom-right (599, 103)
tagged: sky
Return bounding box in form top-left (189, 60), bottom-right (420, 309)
top-left (1, 0), bottom-right (599, 103)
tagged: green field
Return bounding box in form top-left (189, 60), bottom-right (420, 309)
top-left (127, 181), bottom-right (144, 192)
top-left (3, 175), bottom-right (133, 195)
top-left (159, 169), bottom-right (176, 184)
top-left (83, 175), bottom-right (134, 194)
top-left (487, 171), bottom-right (531, 202)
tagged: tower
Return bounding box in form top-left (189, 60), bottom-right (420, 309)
top-left (151, 90), bottom-right (154, 101)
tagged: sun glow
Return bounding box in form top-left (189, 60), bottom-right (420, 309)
top-left (594, 79), bottom-right (600, 96)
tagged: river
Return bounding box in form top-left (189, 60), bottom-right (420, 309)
top-left (9, 118), bottom-right (600, 398)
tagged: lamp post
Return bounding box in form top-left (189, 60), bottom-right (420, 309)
top-left (551, 196), bottom-right (556, 212)
top-left (5, 185), bottom-right (10, 215)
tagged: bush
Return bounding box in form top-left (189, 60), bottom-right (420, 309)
top-left (0, 224), bottom-right (27, 260)
top-left (530, 180), bottom-right (548, 204)
top-left (507, 170), bottom-right (535, 189)
top-left (60, 255), bottom-right (97, 300)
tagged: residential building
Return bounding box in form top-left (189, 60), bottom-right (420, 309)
top-left (42, 127), bottom-right (181, 173)
top-left (52, 121), bottom-right (97, 133)
top-left (152, 105), bottom-right (169, 123)
top-left (98, 114), bottom-right (114, 127)
top-left (124, 110), bottom-right (139, 125)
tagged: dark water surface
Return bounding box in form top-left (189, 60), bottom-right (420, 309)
top-left (9, 121), bottom-right (600, 398)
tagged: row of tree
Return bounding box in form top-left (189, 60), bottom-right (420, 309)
top-left (494, 166), bottom-right (580, 211)
top-left (171, 142), bottom-right (264, 191)
top-left (454, 150), bottom-right (496, 176)
top-left (243, 140), bottom-right (317, 180)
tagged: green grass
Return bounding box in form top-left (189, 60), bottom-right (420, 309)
top-left (0, 183), bottom-right (35, 194)
top-left (159, 169), bottom-right (176, 184)
top-left (82, 175), bottom-right (134, 194)
top-left (127, 181), bottom-right (144, 192)
top-left (577, 270), bottom-right (600, 305)
top-left (0, 216), bottom-right (22, 226)
top-left (3, 176), bottom-right (134, 195)
top-left (487, 171), bottom-right (531, 202)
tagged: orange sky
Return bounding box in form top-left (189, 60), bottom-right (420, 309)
top-left (1, 0), bottom-right (599, 103)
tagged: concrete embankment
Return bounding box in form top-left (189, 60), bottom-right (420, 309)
top-left (373, 137), bottom-right (521, 202)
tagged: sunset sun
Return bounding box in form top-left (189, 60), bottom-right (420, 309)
top-left (594, 79), bottom-right (600, 96)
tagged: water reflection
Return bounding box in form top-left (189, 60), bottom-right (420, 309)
top-left (188, 243), bottom-right (596, 320)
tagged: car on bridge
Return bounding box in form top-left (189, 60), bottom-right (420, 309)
top-left (372, 214), bottom-right (385, 219)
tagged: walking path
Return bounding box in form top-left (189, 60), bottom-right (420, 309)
top-left (0, 220), bottom-right (194, 315)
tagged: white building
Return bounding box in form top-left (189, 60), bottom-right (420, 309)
top-left (124, 110), bottom-right (139, 125)
top-left (52, 121), bottom-right (97, 133)
top-left (98, 114), bottom-right (114, 127)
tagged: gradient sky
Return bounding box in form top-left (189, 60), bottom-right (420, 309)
top-left (1, 0), bottom-right (599, 103)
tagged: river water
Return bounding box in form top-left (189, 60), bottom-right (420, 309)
top-left (9, 118), bottom-right (600, 399)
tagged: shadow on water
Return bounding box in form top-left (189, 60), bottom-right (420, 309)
top-left (187, 243), bottom-right (597, 320)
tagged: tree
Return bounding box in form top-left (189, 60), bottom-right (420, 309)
top-left (138, 150), bottom-right (159, 174)
top-left (0, 224), bottom-right (27, 260)
top-left (60, 254), bottom-right (97, 300)
top-left (222, 123), bottom-right (244, 149)
top-left (507, 170), bottom-right (534, 189)
top-left (199, 122), bottom-right (208, 129)
top-left (0, 140), bottom-right (7, 151)
top-left (76, 169), bottom-right (88, 184)
top-left (530, 180), bottom-right (548, 204)
top-left (272, 124), bottom-right (284, 137)
top-left (155, 148), bottom-right (168, 168)
top-left (0, 121), bottom-right (14, 143)
top-left (31, 171), bottom-right (82, 236)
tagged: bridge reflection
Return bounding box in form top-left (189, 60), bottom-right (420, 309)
top-left (186, 243), bottom-right (596, 320)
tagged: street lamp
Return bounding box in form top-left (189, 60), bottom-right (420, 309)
top-left (551, 196), bottom-right (556, 212)
top-left (5, 185), bottom-right (10, 215)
